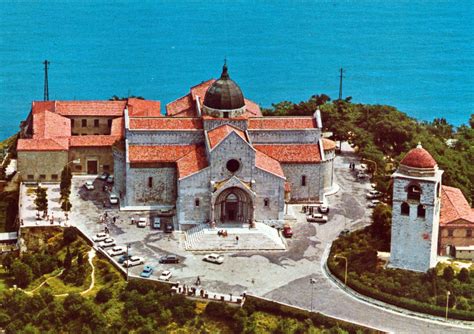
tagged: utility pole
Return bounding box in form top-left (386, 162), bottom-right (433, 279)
top-left (43, 60), bottom-right (50, 101)
top-left (338, 68), bottom-right (344, 101)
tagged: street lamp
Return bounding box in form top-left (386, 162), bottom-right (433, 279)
top-left (126, 243), bottom-right (131, 282)
top-left (445, 290), bottom-right (450, 321)
top-left (334, 254), bottom-right (348, 286)
top-left (309, 278), bottom-right (316, 312)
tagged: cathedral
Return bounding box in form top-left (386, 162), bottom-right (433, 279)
top-left (17, 64), bottom-right (336, 230)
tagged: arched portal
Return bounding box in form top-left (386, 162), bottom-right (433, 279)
top-left (214, 187), bottom-right (253, 224)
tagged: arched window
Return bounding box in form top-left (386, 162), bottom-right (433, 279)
top-left (407, 184), bottom-right (421, 201)
top-left (301, 175), bottom-right (307, 186)
top-left (195, 198), bottom-right (200, 207)
top-left (148, 177), bottom-right (153, 188)
top-left (264, 198), bottom-right (269, 207)
top-left (417, 204), bottom-right (426, 218)
top-left (401, 202), bottom-right (410, 216)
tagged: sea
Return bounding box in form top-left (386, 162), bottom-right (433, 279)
top-left (0, 1), bottom-right (472, 140)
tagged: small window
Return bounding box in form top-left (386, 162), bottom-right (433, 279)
top-left (94, 133), bottom-right (100, 135)
top-left (467, 229), bottom-right (472, 237)
top-left (108, 119), bottom-right (113, 128)
top-left (223, 112), bottom-right (229, 118)
top-left (51, 174), bottom-right (58, 180)
top-left (195, 198), bottom-right (200, 207)
top-left (72, 132), bottom-right (78, 136)
top-left (71, 119), bottom-right (75, 127)
top-left (27, 174), bottom-right (34, 180)
top-left (39, 174), bottom-right (46, 180)
top-left (417, 204), bottom-right (426, 218)
top-left (264, 198), bottom-right (269, 207)
top-left (82, 119), bottom-right (87, 127)
top-left (94, 119), bottom-right (99, 127)
top-left (226, 159), bottom-right (240, 173)
top-left (148, 177), bottom-right (153, 188)
top-left (401, 202), bottom-right (410, 216)
top-left (448, 229), bottom-right (454, 237)
top-left (407, 184), bottom-right (421, 201)
top-left (103, 165), bottom-right (110, 171)
top-left (75, 165), bottom-right (82, 171)
top-left (301, 175), bottom-right (307, 186)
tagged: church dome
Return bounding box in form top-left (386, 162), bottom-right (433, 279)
top-left (400, 143), bottom-right (437, 169)
top-left (203, 63), bottom-right (245, 110)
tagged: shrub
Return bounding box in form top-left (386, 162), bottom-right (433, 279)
top-left (63, 227), bottom-right (77, 245)
top-left (95, 287), bottom-right (113, 304)
top-left (443, 266), bottom-right (454, 282)
top-left (458, 268), bottom-right (470, 283)
top-left (11, 261), bottom-right (33, 288)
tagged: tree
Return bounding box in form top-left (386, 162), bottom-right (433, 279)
top-left (11, 261), bottom-right (33, 288)
top-left (371, 204), bottom-right (392, 250)
top-left (63, 247), bottom-right (72, 270)
top-left (63, 227), bottom-right (77, 244)
top-left (458, 268), bottom-right (470, 283)
top-left (34, 186), bottom-right (48, 217)
top-left (443, 266), bottom-right (454, 282)
top-left (77, 251), bottom-right (84, 266)
top-left (95, 287), bottom-right (113, 303)
top-left (61, 198), bottom-right (72, 213)
top-left (60, 166), bottom-right (72, 201)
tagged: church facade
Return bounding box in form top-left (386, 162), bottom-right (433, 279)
top-left (17, 64), bottom-right (336, 230)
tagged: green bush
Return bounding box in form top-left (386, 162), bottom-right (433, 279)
top-left (95, 287), bottom-right (113, 304)
top-left (11, 261), bottom-right (33, 288)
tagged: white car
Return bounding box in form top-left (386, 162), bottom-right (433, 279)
top-left (84, 181), bottom-right (94, 190)
top-left (107, 246), bottom-right (127, 256)
top-left (109, 193), bottom-right (119, 205)
top-left (137, 217), bottom-right (147, 228)
top-left (159, 270), bottom-right (172, 281)
top-left (366, 190), bottom-right (382, 199)
top-left (99, 238), bottom-right (116, 248)
top-left (318, 205), bottom-right (329, 213)
top-left (123, 256), bottom-right (144, 268)
top-left (307, 213), bottom-right (328, 223)
top-left (107, 175), bottom-right (114, 184)
top-left (99, 172), bottom-right (109, 180)
top-left (92, 233), bottom-right (109, 242)
top-left (368, 200), bottom-right (381, 208)
top-left (203, 253), bottom-right (224, 264)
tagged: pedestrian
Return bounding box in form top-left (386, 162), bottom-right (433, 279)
top-left (236, 235), bottom-right (239, 244)
top-left (196, 276), bottom-right (201, 285)
top-left (104, 211), bottom-right (108, 219)
top-left (113, 216), bottom-right (116, 224)
top-left (131, 217), bottom-right (135, 225)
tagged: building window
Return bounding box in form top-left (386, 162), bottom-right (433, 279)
top-left (301, 175), bottom-right (307, 186)
top-left (195, 198), bottom-right (200, 207)
top-left (448, 229), bottom-right (454, 237)
top-left (223, 112), bottom-right (229, 118)
top-left (407, 184), bottom-right (421, 201)
top-left (401, 202), bottom-right (410, 216)
top-left (264, 198), bottom-right (269, 207)
top-left (94, 133), bottom-right (100, 135)
top-left (82, 119), bottom-right (87, 127)
top-left (108, 119), bottom-right (112, 128)
top-left (226, 159), bottom-right (240, 173)
top-left (51, 174), bottom-right (58, 180)
top-left (417, 204), bottom-right (426, 218)
top-left (148, 177), bottom-right (153, 188)
top-left (103, 165), bottom-right (110, 171)
top-left (27, 174), bottom-right (34, 180)
top-left (39, 174), bottom-right (46, 180)
top-left (94, 119), bottom-right (99, 127)
top-left (71, 119), bottom-right (75, 127)
top-left (72, 132), bottom-right (78, 136)
top-left (467, 229), bottom-right (472, 237)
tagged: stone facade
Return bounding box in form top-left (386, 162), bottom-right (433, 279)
top-left (17, 150), bottom-right (68, 182)
top-left (281, 163), bottom-right (322, 202)
top-left (70, 116), bottom-right (116, 135)
top-left (439, 226), bottom-right (474, 256)
top-left (69, 147), bottom-right (115, 175)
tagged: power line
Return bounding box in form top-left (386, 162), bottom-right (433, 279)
top-left (338, 67), bottom-right (345, 101)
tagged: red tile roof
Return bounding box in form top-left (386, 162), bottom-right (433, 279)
top-left (128, 145), bottom-right (199, 163)
top-left (207, 124), bottom-right (247, 149)
top-left (254, 144), bottom-right (321, 163)
top-left (190, 80), bottom-right (214, 102)
top-left (127, 98), bottom-right (162, 117)
top-left (33, 109), bottom-right (71, 139)
top-left (55, 101), bottom-right (126, 116)
top-left (69, 135), bottom-right (120, 148)
top-left (255, 150), bottom-right (285, 178)
top-left (166, 95), bottom-right (195, 117)
top-left (177, 145), bottom-right (209, 179)
top-left (17, 138), bottom-right (69, 151)
top-left (440, 186), bottom-right (474, 226)
top-left (128, 118), bottom-right (203, 130)
top-left (110, 117), bottom-right (124, 137)
top-left (244, 99), bottom-right (262, 117)
top-left (248, 117), bottom-right (315, 129)
top-left (322, 138), bottom-right (336, 150)
top-left (400, 145), bottom-right (437, 168)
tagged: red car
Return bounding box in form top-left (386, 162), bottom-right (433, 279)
top-left (282, 225), bottom-right (293, 238)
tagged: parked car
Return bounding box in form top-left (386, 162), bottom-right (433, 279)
top-left (99, 172), bottom-right (109, 181)
top-left (153, 217), bottom-right (161, 229)
top-left (92, 232), bottom-right (109, 242)
top-left (357, 172), bottom-right (369, 180)
top-left (307, 213), bottom-right (328, 223)
top-left (140, 265), bottom-right (154, 278)
top-left (106, 175), bottom-right (114, 184)
top-left (366, 190), bottom-right (382, 199)
top-left (123, 256), bottom-right (144, 268)
top-left (99, 238), bottom-right (116, 248)
top-left (339, 229), bottom-right (350, 237)
top-left (107, 246), bottom-right (127, 256)
top-left (203, 253), bottom-right (224, 264)
top-left (368, 200), bottom-right (381, 208)
top-left (159, 270), bottom-right (172, 281)
top-left (118, 254), bottom-right (133, 264)
top-left (164, 222), bottom-right (174, 233)
top-left (109, 193), bottom-right (119, 205)
top-left (137, 217), bottom-right (147, 228)
top-left (282, 225), bottom-right (293, 238)
top-left (84, 181), bottom-right (94, 190)
top-left (159, 255), bottom-right (179, 264)
top-left (318, 205), bottom-right (329, 214)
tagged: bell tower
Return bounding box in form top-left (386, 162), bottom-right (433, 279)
top-left (389, 143), bottom-right (443, 272)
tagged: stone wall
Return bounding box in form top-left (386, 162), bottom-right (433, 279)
top-left (126, 130), bottom-right (204, 145)
top-left (125, 165), bottom-right (177, 207)
top-left (203, 119), bottom-right (248, 131)
top-left (253, 169), bottom-right (285, 221)
top-left (69, 147), bottom-right (115, 175)
top-left (390, 176), bottom-right (441, 272)
top-left (282, 163), bottom-right (321, 202)
top-left (113, 149), bottom-right (126, 199)
top-left (320, 159), bottom-right (334, 193)
top-left (70, 116), bottom-right (116, 135)
top-left (17, 150), bottom-right (68, 182)
top-left (177, 169), bottom-right (211, 225)
top-left (439, 226), bottom-right (474, 255)
top-left (249, 129), bottom-right (321, 144)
